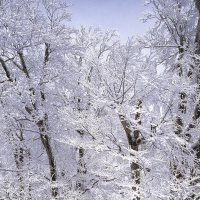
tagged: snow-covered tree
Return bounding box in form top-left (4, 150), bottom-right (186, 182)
top-left (1, 0), bottom-right (200, 199)
top-left (0, 0), bottom-right (81, 199)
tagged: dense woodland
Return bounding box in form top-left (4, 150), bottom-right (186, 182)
top-left (0, 0), bottom-right (200, 199)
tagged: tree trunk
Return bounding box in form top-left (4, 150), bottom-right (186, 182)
top-left (76, 130), bottom-right (87, 191)
top-left (14, 145), bottom-right (25, 198)
top-left (34, 44), bottom-right (58, 198)
top-left (27, 148), bottom-right (32, 200)
top-left (37, 118), bottom-right (58, 198)
top-left (12, 126), bottom-right (27, 199)
top-left (119, 100), bottom-right (142, 200)
top-left (185, 2), bottom-right (200, 199)
top-left (170, 16), bottom-right (188, 197)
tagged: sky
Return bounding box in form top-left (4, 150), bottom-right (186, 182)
top-left (68, 0), bottom-right (153, 43)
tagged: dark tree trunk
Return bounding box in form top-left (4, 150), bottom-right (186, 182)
top-left (37, 118), bottom-right (58, 198)
top-left (185, 2), bottom-right (200, 199)
top-left (76, 130), bottom-right (87, 191)
top-left (119, 100), bottom-right (142, 200)
top-left (14, 145), bottom-right (25, 198)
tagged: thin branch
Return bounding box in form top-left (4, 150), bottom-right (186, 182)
top-left (0, 168), bottom-right (23, 172)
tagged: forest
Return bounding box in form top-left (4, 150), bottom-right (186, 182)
top-left (0, 0), bottom-right (200, 199)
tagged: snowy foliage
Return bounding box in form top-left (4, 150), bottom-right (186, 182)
top-left (0, 0), bottom-right (200, 199)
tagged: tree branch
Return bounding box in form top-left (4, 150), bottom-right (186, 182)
top-left (0, 57), bottom-right (12, 81)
